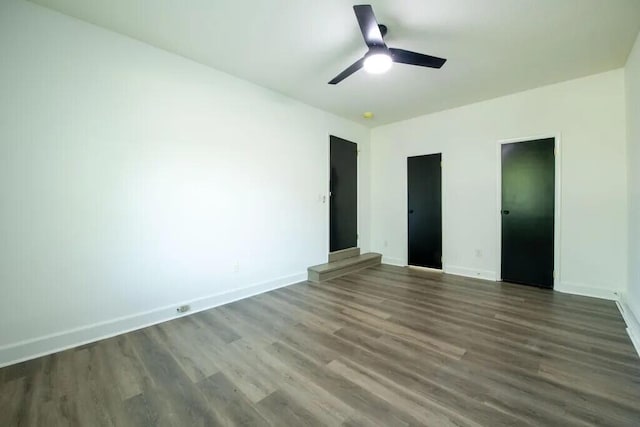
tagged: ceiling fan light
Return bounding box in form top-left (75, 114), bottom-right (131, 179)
top-left (363, 53), bottom-right (392, 74)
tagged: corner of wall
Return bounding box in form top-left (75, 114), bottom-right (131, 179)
top-left (623, 30), bottom-right (640, 357)
top-left (617, 293), bottom-right (640, 358)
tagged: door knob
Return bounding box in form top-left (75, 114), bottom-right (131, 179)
top-left (502, 210), bottom-right (510, 215)
top-left (409, 209), bottom-right (414, 214)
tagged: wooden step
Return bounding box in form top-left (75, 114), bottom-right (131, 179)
top-left (328, 247), bottom-right (360, 262)
top-left (308, 252), bottom-right (382, 283)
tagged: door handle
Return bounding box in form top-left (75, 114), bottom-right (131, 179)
top-left (409, 209), bottom-right (414, 214)
top-left (502, 210), bottom-right (510, 215)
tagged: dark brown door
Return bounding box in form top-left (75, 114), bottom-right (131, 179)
top-left (330, 136), bottom-right (357, 252)
top-left (501, 138), bottom-right (555, 288)
top-left (408, 154), bottom-right (442, 269)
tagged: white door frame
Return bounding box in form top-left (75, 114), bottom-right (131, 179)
top-left (495, 134), bottom-right (562, 287)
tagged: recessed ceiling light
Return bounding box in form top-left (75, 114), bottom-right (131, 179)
top-left (363, 112), bottom-right (374, 119)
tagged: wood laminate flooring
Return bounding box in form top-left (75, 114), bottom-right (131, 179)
top-left (1, 265), bottom-right (639, 426)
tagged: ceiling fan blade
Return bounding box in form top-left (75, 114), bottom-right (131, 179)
top-left (328, 57), bottom-right (365, 85)
top-left (353, 5), bottom-right (385, 48)
top-left (389, 48), bottom-right (447, 68)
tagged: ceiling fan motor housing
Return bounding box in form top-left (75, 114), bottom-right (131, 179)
top-left (366, 46), bottom-right (390, 57)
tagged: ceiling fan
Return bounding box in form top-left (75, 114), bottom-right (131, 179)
top-left (329, 4), bottom-right (447, 85)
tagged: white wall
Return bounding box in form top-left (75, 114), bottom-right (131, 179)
top-left (623, 31), bottom-right (640, 349)
top-left (370, 70), bottom-right (628, 298)
top-left (0, 0), bottom-right (370, 366)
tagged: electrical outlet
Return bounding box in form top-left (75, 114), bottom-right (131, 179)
top-left (475, 249), bottom-right (483, 258)
top-left (176, 305), bottom-right (190, 313)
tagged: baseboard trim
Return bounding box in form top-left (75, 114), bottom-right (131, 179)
top-left (0, 272), bottom-right (306, 368)
top-left (382, 256), bottom-right (405, 267)
top-left (554, 282), bottom-right (620, 301)
top-left (617, 296), bottom-right (640, 358)
top-left (444, 265), bottom-right (497, 281)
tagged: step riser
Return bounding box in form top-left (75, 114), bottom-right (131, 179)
top-left (317, 258), bottom-right (380, 282)
top-left (308, 255), bottom-right (381, 282)
top-left (328, 247), bottom-right (360, 262)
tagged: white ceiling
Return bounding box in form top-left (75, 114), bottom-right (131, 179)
top-left (29, 0), bottom-right (640, 126)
